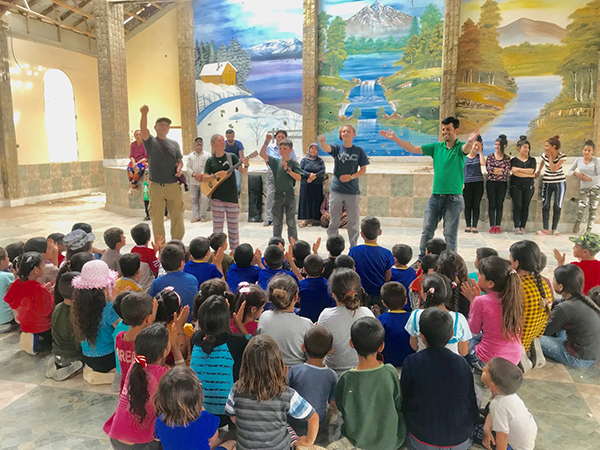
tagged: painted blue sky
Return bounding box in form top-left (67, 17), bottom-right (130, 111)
top-left (321, 0), bottom-right (445, 20)
top-left (193, 0), bottom-right (303, 48)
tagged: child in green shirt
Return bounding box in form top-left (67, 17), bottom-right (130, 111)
top-left (142, 180), bottom-right (150, 221)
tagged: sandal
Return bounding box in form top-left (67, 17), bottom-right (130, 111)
top-left (307, 222), bottom-right (313, 227)
top-left (472, 229), bottom-right (479, 233)
top-left (465, 228), bottom-right (471, 233)
top-left (535, 230), bottom-right (549, 236)
top-left (552, 230), bottom-right (561, 236)
top-left (299, 221), bottom-right (308, 228)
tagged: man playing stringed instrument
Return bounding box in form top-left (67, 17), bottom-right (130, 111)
top-left (203, 134), bottom-right (250, 250)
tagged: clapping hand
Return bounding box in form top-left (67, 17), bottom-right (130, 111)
top-left (460, 279), bottom-right (481, 303)
top-left (152, 236), bottom-right (165, 253)
top-left (553, 248), bottom-right (566, 266)
top-left (312, 237), bottom-right (321, 254)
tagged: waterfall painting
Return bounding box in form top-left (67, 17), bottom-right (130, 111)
top-left (317, 0), bottom-right (445, 156)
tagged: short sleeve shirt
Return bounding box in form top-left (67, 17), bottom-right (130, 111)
top-left (405, 308), bottom-right (472, 354)
top-left (225, 139), bottom-right (245, 158)
top-left (268, 157), bottom-right (303, 194)
top-left (204, 153), bottom-right (240, 204)
top-left (541, 152), bottom-right (567, 183)
top-left (143, 135), bottom-right (183, 184)
top-left (81, 302), bottom-right (120, 357)
top-left (510, 156), bottom-right (537, 187)
top-left (330, 144), bottom-right (369, 195)
top-left (421, 140), bottom-right (466, 194)
top-left (155, 411), bottom-right (220, 450)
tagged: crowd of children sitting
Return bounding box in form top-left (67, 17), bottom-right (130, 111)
top-left (2, 216), bottom-right (600, 450)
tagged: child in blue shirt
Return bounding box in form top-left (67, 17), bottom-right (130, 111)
top-left (323, 235), bottom-right (345, 279)
top-left (183, 237), bottom-right (223, 286)
top-left (390, 244), bottom-right (417, 311)
top-left (348, 216), bottom-right (394, 309)
top-left (299, 254), bottom-right (335, 323)
top-left (258, 244), bottom-right (301, 291)
top-left (378, 282), bottom-right (414, 367)
top-left (226, 243), bottom-right (262, 293)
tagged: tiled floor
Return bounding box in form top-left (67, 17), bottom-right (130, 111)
top-left (1, 194), bottom-right (599, 449)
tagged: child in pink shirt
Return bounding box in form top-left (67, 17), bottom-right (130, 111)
top-left (462, 256), bottom-right (524, 368)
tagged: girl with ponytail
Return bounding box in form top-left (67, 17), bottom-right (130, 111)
top-left (405, 273), bottom-right (471, 356)
top-left (104, 322), bottom-right (186, 449)
top-left (318, 268), bottom-right (375, 374)
top-left (462, 256), bottom-right (524, 369)
top-left (486, 134), bottom-right (511, 233)
top-left (257, 274), bottom-right (313, 366)
top-left (436, 250), bottom-right (470, 318)
top-left (540, 264), bottom-right (600, 368)
top-left (510, 135), bottom-right (537, 234)
top-left (535, 135), bottom-right (567, 235)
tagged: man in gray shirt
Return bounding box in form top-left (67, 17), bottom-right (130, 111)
top-left (140, 105), bottom-right (185, 240)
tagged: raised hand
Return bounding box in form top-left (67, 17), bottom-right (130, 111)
top-left (379, 129), bottom-right (397, 140)
top-left (173, 305), bottom-right (190, 330)
top-left (553, 248), bottom-right (566, 266)
top-left (317, 134), bottom-right (326, 145)
top-left (467, 128), bottom-right (480, 143)
top-left (140, 105), bottom-right (149, 115)
top-left (214, 247), bottom-right (225, 265)
top-left (241, 157), bottom-right (249, 167)
top-left (232, 300), bottom-right (246, 330)
top-left (312, 237), bottom-right (321, 254)
top-left (152, 236), bottom-right (165, 253)
top-left (252, 248), bottom-right (262, 266)
top-left (265, 133), bottom-right (273, 143)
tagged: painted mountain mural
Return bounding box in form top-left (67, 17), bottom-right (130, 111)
top-left (346, 0), bottom-right (413, 38)
top-left (247, 38), bottom-right (303, 61)
top-left (497, 18), bottom-right (567, 47)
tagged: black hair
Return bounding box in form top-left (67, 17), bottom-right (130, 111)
top-left (476, 247), bottom-right (498, 263)
top-left (232, 284), bottom-right (266, 322)
top-left (131, 223), bottom-right (151, 246)
top-left (65, 241), bottom-right (92, 260)
top-left (58, 271), bottom-right (78, 300)
top-left (304, 254), bottom-right (324, 277)
top-left (161, 244), bottom-right (185, 272)
top-left (70, 287), bottom-right (107, 345)
top-left (326, 235), bottom-right (345, 257)
top-left (392, 244), bottom-right (412, 266)
top-left (17, 251), bottom-right (44, 281)
top-left (128, 323), bottom-right (169, 423)
top-left (264, 245), bottom-right (284, 270)
top-left (292, 240), bottom-right (311, 268)
top-left (225, 129), bottom-right (234, 135)
top-left (54, 252), bottom-right (95, 304)
top-left (197, 295), bottom-right (231, 353)
top-left (587, 286), bottom-right (600, 308)
top-left (380, 282), bottom-right (407, 310)
top-left (5, 242), bottom-right (24, 265)
top-left (112, 291), bottom-right (130, 320)
top-left (425, 238), bottom-right (446, 255)
top-left (495, 134), bottom-right (508, 155)
top-left (233, 243), bottom-right (254, 268)
top-left (304, 325), bottom-right (333, 359)
top-left (268, 274), bottom-right (298, 310)
top-left (0, 247), bottom-right (6, 264)
top-left (584, 140), bottom-right (596, 150)
top-left (475, 134), bottom-right (483, 144)
top-left (47, 233), bottom-right (65, 245)
top-left (154, 288), bottom-right (181, 323)
top-left (24, 237), bottom-right (47, 255)
top-left (103, 227), bottom-right (124, 250)
top-left (539, 252), bottom-right (548, 271)
top-left (350, 317), bottom-right (385, 358)
top-left (517, 135), bottom-right (531, 152)
top-left (334, 254), bottom-right (355, 270)
top-left (421, 273), bottom-right (449, 308)
top-left (360, 216), bottom-right (381, 240)
top-left (441, 116), bottom-right (460, 129)
top-left (419, 308), bottom-right (453, 347)
top-left (554, 265), bottom-right (600, 316)
top-left (119, 253), bottom-right (141, 278)
top-left (72, 222), bottom-right (93, 233)
top-left (196, 278), bottom-right (233, 322)
top-left (547, 135), bottom-right (561, 151)
top-left (487, 357), bottom-right (523, 395)
top-left (119, 292), bottom-right (155, 326)
top-left (436, 250), bottom-right (469, 313)
top-left (274, 129), bottom-right (288, 138)
top-left (329, 268), bottom-right (363, 311)
top-left (268, 237), bottom-right (285, 247)
top-left (189, 237), bottom-right (211, 260)
top-left (420, 254), bottom-right (439, 273)
top-left (209, 232), bottom-right (227, 252)
top-left (510, 240), bottom-right (549, 315)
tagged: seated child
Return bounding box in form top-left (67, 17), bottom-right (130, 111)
top-left (415, 238), bottom-right (447, 278)
top-left (390, 244), bottom-right (417, 309)
top-left (378, 282), bottom-right (414, 367)
top-left (101, 227), bottom-right (126, 272)
top-left (334, 254), bottom-right (355, 270)
top-left (267, 237), bottom-right (292, 271)
top-left (225, 335), bottom-right (319, 449)
top-left (257, 274), bottom-right (313, 366)
top-left (230, 284), bottom-right (266, 336)
top-left (402, 308), bottom-right (478, 450)
top-left (47, 232), bottom-right (66, 266)
top-left (5, 251), bottom-right (54, 354)
top-left (150, 244), bottom-right (200, 322)
top-left (257, 245), bottom-right (300, 291)
top-left (292, 239), bottom-right (312, 276)
top-left (0, 246), bottom-right (15, 333)
top-left (130, 223), bottom-right (161, 292)
top-left (288, 325), bottom-right (338, 436)
top-left (481, 358), bottom-right (538, 450)
top-left (155, 365), bottom-right (236, 450)
top-left (469, 247), bottom-right (498, 282)
top-left (405, 273), bottom-right (472, 356)
top-left (115, 253), bottom-right (143, 294)
top-left (184, 237), bottom-right (223, 286)
top-left (323, 235), bottom-right (345, 279)
top-left (553, 233), bottom-right (600, 294)
top-left (348, 217), bottom-right (394, 307)
top-left (208, 232), bottom-right (234, 280)
top-left (437, 250), bottom-right (471, 318)
top-left (193, 279), bottom-right (234, 326)
top-left (54, 253), bottom-right (94, 304)
top-left (24, 237), bottom-right (59, 284)
top-left (409, 253), bottom-right (438, 310)
top-left (299, 254), bottom-right (335, 323)
top-left (47, 271), bottom-right (83, 381)
top-left (226, 243), bottom-right (262, 293)
top-left (334, 317), bottom-right (406, 450)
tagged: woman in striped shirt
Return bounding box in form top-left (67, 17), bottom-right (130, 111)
top-left (535, 135), bottom-right (567, 235)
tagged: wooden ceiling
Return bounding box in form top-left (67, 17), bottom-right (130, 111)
top-left (0, 0), bottom-right (170, 39)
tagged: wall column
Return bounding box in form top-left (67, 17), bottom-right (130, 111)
top-left (440, 0), bottom-right (462, 122)
top-left (177, 0), bottom-right (196, 152)
top-left (302, 0), bottom-right (318, 154)
top-left (0, 20), bottom-right (20, 200)
top-left (93, 0), bottom-right (129, 161)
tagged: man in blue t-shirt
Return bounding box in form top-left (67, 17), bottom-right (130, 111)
top-left (318, 125), bottom-right (370, 248)
top-left (380, 117), bottom-right (479, 259)
top-left (225, 129), bottom-right (245, 195)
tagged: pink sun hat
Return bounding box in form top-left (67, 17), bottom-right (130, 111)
top-left (72, 260), bottom-right (118, 290)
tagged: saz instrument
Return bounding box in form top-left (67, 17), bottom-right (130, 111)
top-left (200, 151), bottom-right (259, 197)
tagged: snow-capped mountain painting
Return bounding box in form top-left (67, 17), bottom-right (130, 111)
top-left (346, 0), bottom-right (413, 37)
top-left (247, 38), bottom-right (303, 61)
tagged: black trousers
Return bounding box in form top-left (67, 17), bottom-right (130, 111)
top-left (510, 184), bottom-right (535, 228)
top-left (486, 180), bottom-right (508, 227)
top-left (463, 181), bottom-right (484, 227)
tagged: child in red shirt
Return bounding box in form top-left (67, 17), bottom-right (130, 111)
top-left (130, 223), bottom-right (163, 292)
top-left (408, 254), bottom-right (438, 310)
top-left (553, 233), bottom-right (600, 294)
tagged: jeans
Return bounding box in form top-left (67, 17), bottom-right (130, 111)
top-left (328, 191), bottom-right (361, 248)
top-left (540, 330), bottom-right (596, 368)
top-left (265, 169), bottom-right (275, 222)
top-left (409, 434), bottom-right (472, 450)
top-left (234, 169), bottom-right (242, 194)
top-left (541, 181), bottom-right (566, 231)
top-left (189, 184), bottom-right (209, 220)
top-left (272, 191), bottom-right (298, 241)
top-left (466, 333), bottom-right (486, 370)
top-left (418, 194), bottom-right (463, 260)
top-left (463, 181), bottom-right (484, 228)
top-left (510, 184), bottom-right (534, 228)
top-left (486, 180), bottom-right (508, 227)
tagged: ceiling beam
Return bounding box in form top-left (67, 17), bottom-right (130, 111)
top-left (0, 0), bottom-right (16, 16)
top-left (60, 0), bottom-right (91, 22)
top-left (49, 0), bottom-right (93, 19)
top-left (124, 9), bottom-right (146, 22)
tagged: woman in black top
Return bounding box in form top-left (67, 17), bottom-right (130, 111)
top-left (510, 135), bottom-right (537, 234)
top-left (298, 143), bottom-right (326, 228)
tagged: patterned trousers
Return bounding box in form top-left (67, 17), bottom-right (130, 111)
top-left (211, 198), bottom-right (240, 250)
top-left (576, 186), bottom-right (600, 232)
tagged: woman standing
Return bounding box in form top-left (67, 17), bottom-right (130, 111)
top-left (298, 143), bottom-right (326, 228)
top-left (535, 136), bottom-right (567, 236)
top-left (510, 135), bottom-right (537, 234)
top-left (127, 130), bottom-right (148, 195)
top-left (569, 140), bottom-right (600, 234)
top-left (485, 134), bottom-right (511, 234)
top-left (463, 135), bottom-right (486, 233)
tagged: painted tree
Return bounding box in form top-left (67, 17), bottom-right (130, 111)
top-left (325, 17), bottom-right (348, 76)
top-left (457, 19), bottom-right (482, 84)
top-left (376, 106), bottom-right (386, 119)
top-left (227, 38), bottom-right (252, 87)
top-left (217, 44), bottom-right (229, 63)
top-left (477, 0), bottom-right (504, 85)
top-left (318, 11), bottom-right (331, 75)
top-left (420, 4), bottom-right (443, 33)
top-left (408, 16), bottom-right (420, 38)
top-left (352, 106), bottom-right (362, 119)
top-left (206, 41), bottom-right (218, 65)
top-left (402, 34), bottom-right (421, 66)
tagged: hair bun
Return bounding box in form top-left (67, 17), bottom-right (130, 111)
top-left (498, 134), bottom-right (507, 139)
top-left (519, 135), bottom-right (527, 141)
top-left (552, 135), bottom-right (560, 140)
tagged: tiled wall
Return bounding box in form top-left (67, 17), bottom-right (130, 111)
top-left (17, 161), bottom-right (105, 198)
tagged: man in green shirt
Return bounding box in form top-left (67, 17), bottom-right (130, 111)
top-left (260, 135), bottom-right (303, 241)
top-left (380, 117), bottom-right (479, 259)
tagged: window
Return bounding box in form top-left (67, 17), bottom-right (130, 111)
top-left (44, 69), bottom-right (78, 162)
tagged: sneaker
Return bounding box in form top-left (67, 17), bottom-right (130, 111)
top-left (46, 355), bottom-right (58, 378)
top-left (496, 226), bottom-right (502, 234)
top-left (489, 227), bottom-right (495, 234)
top-left (52, 360), bottom-right (84, 382)
top-left (0, 321), bottom-right (14, 333)
top-left (530, 337), bottom-right (546, 369)
top-left (191, 218), bottom-right (200, 223)
top-left (263, 220), bottom-right (273, 227)
top-left (326, 437), bottom-right (360, 450)
top-left (518, 351), bottom-right (533, 373)
top-left (144, 215), bottom-right (150, 221)
top-left (573, 221), bottom-right (581, 234)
